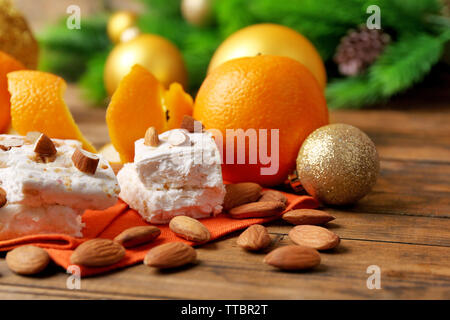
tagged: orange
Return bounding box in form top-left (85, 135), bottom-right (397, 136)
top-left (0, 51), bottom-right (25, 133)
top-left (106, 64), bottom-right (193, 162)
top-left (7, 70), bottom-right (96, 152)
top-left (194, 55), bottom-right (329, 186)
top-left (163, 82), bottom-right (193, 130)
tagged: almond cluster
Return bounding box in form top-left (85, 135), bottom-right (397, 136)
top-left (5, 181), bottom-right (341, 275)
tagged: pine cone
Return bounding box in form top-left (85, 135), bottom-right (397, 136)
top-left (334, 26), bottom-right (391, 76)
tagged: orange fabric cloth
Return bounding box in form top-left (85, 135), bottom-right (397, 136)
top-left (0, 191), bottom-right (318, 277)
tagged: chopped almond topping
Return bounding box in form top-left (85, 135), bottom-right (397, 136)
top-left (33, 133), bottom-right (57, 157)
top-left (72, 148), bottom-right (99, 175)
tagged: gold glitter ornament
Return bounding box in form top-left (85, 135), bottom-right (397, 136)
top-left (0, 0), bottom-right (39, 69)
top-left (296, 124), bottom-right (379, 205)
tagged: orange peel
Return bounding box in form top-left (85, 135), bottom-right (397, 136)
top-left (7, 70), bottom-right (96, 152)
top-left (0, 51), bottom-right (25, 133)
top-left (106, 64), bottom-right (193, 162)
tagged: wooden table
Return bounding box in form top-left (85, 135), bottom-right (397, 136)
top-left (0, 73), bottom-right (449, 299)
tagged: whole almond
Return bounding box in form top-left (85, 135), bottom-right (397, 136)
top-left (237, 224), bottom-right (272, 251)
top-left (169, 216), bottom-right (211, 243)
top-left (0, 187), bottom-right (6, 208)
top-left (114, 226), bottom-right (161, 248)
top-left (223, 183), bottom-right (263, 211)
top-left (6, 245), bottom-right (50, 275)
top-left (72, 148), bottom-right (99, 174)
top-left (282, 209), bottom-right (335, 225)
top-left (258, 190), bottom-right (287, 205)
top-left (144, 127), bottom-right (159, 147)
top-left (144, 242), bottom-right (196, 269)
top-left (70, 239), bottom-right (126, 267)
top-left (229, 201), bottom-right (285, 219)
top-left (264, 245), bottom-right (321, 271)
top-left (34, 133), bottom-right (56, 156)
top-left (289, 225), bottom-right (340, 250)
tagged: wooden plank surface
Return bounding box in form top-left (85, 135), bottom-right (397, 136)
top-left (0, 82), bottom-right (448, 300)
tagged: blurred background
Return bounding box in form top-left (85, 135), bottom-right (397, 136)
top-left (4, 0), bottom-right (450, 110)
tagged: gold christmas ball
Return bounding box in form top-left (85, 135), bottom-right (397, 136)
top-left (0, 0), bottom-right (39, 69)
top-left (181, 0), bottom-right (213, 27)
top-left (107, 11), bottom-right (137, 44)
top-left (296, 124), bottom-right (379, 205)
top-left (104, 34), bottom-right (188, 96)
top-left (208, 23), bottom-right (326, 88)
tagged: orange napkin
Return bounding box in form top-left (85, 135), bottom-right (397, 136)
top-left (0, 191), bottom-right (318, 276)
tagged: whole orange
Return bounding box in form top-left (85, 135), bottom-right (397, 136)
top-left (0, 51), bottom-right (25, 133)
top-left (193, 55), bottom-right (329, 186)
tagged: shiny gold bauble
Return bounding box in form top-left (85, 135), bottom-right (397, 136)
top-left (107, 11), bottom-right (137, 44)
top-left (181, 0), bottom-right (213, 27)
top-left (104, 34), bottom-right (188, 96)
top-left (208, 23), bottom-right (326, 88)
top-left (0, 0), bottom-right (39, 69)
top-left (296, 124), bottom-right (379, 205)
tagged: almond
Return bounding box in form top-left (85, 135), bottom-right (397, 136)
top-left (110, 162), bottom-right (124, 175)
top-left (144, 242), bottom-right (196, 269)
top-left (282, 209), bottom-right (335, 225)
top-left (6, 245), bottom-right (50, 275)
top-left (114, 226), bottom-right (161, 248)
top-left (237, 224), bottom-right (271, 251)
top-left (25, 131), bottom-right (42, 144)
top-left (258, 190), bottom-right (287, 205)
top-left (0, 187), bottom-right (6, 208)
top-left (144, 126), bottom-right (159, 147)
top-left (289, 225), bottom-right (340, 250)
top-left (70, 239), bottom-right (126, 267)
top-left (72, 148), bottom-right (99, 174)
top-left (228, 201), bottom-right (285, 219)
top-left (180, 115), bottom-right (204, 133)
top-left (168, 130), bottom-right (188, 146)
top-left (264, 245), bottom-right (321, 271)
top-left (223, 182), bottom-right (263, 211)
top-left (33, 133), bottom-right (56, 157)
top-left (169, 216), bottom-right (210, 243)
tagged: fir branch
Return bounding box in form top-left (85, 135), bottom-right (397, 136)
top-left (369, 33), bottom-right (444, 96)
top-left (326, 75), bottom-right (383, 109)
top-left (38, 14), bottom-right (110, 54)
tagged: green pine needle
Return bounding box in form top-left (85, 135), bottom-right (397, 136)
top-left (326, 75), bottom-right (383, 109)
top-left (370, 33), bottom-right (444, 96)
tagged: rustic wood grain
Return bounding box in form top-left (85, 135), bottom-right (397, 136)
top-left (0, 82), bottom-right (448, 299)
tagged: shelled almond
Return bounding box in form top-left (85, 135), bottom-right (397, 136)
top-left (258, 190), bottom-right (287, 205)
top-left (237, 224), bottom-right (272, 251)
top-left (70, 239), bottom-right (126, 267)
top-left (169, 216), bottom-right (211, 243)
top-left (264, 245), bottom-right (321, 271)
top-left (289, 225), bottom-right (340, 250)
top-left (228, 201), bottom-right (285, 219)
top-left (223, 182), bottom-right (263, 211)
top-left (144, 242), bottom-right (197, 269)
top-left (6, 245), bottom-right (50, 275)
top-left (282, 209), bottom-right (335, 225)
top-left (114, 226), bottom-right (161, 248)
